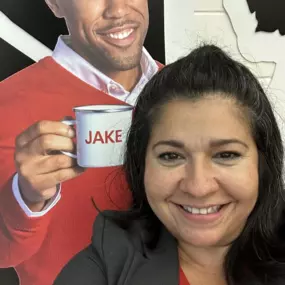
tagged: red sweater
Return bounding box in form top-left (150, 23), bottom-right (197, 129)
top-left (0, 58), bottom-right (139, 285)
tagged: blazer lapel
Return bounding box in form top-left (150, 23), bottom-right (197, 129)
top-left (127, 228), bottom-right (179, 285)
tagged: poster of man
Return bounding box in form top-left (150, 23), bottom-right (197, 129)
top-left (0, 0), bottom-right (165, 80)
top-left (0, 1), bottom-right (164, 284)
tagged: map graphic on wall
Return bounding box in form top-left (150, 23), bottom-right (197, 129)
top-left (246, 0), bottom-right (285, 35)
top-left (224, 0), bottom-right (285, 145)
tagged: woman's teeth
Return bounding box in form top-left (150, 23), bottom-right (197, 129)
top-left (107, 29), bottom-right (133, 40)
top-left (182, 205), bottom-right (222, 215)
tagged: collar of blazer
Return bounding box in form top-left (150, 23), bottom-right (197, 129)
top-left (92, 212), bottom-right (180, 285)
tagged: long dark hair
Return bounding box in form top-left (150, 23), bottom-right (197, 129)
top-left (113, 44), bottom-right (285, 284)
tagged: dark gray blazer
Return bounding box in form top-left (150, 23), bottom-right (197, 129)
top-left (53, 212), bottom-right (180, 285)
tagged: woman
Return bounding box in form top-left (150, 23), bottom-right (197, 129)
top-left (54, 45), bottom-right (285, 285)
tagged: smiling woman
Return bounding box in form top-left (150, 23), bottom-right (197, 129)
top-left (53, 44), bottom-right (285, 285)
top-left (145, 96), bottom-right (259, 249)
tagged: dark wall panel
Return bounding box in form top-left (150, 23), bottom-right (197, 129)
top-left (0, 38), bottom-right (35, 81)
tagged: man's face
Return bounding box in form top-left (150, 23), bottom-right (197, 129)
top-left (46, 0), bottom-right (149, 71)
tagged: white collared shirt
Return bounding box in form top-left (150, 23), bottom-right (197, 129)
top-left (53, 36), bottom-right (158, 106)
top-left (13, 36), bottom-right (158, 217)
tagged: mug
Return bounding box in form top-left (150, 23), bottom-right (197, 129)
top-left (62, 105), bottom-right (133, 168)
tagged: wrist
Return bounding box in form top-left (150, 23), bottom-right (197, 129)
top-left (18, 177), bottom-right (48, 212)
top-left (21, 198), bottom-right (47, 212)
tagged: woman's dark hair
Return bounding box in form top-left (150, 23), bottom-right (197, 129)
top-left (114, 44), bottom-right (285, 284)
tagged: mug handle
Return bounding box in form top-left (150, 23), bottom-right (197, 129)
top-left (61, 119), bottom-right (77, 159)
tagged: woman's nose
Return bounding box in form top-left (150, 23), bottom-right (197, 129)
top-left (179, 158), bottom-right (219, 198)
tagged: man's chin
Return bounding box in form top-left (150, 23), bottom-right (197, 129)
top-left (114, 62), bottom-right (140, 71)
top-left (110, 55), bottom-right (142, 71)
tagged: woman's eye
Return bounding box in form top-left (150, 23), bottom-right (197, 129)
top-left (214, 151), bottom-right (241, 160)
top-left (158, 152), bottom-right (182, 161)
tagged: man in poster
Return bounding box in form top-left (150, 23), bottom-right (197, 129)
top-left (0, 1), bottom-right (162, 284)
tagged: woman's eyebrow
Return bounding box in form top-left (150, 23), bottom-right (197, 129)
top-left (209, 139), bottom-right (249, 149)
top-left (152, 140), bottom-right (184, 149)
top-left (152, 139), bottom-right (249, 149)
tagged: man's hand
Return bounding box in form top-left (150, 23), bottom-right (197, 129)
top-left (14, 120), bottom-right (84, 212)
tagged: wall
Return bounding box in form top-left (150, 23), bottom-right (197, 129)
top-left (164, 0), bottom-right (285, 145)
top-left (164, 0), bottom-right (274, 87)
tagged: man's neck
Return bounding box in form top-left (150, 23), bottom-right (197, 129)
top-left (106, 67), bottom-right (142, 92)
top-left (68, 37), bottom-right (142, 92)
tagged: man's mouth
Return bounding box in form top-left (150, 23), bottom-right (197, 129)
top-left (96, 26), bottom-right (137, 48)
top-left (106, 28), bottom-right (134, 40)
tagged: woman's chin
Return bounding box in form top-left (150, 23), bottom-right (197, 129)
top-left (178, 231), bottom-right (226, 248)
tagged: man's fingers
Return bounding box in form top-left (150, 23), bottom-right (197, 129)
top-left (24, 134), bottom-right (75, 156)
top-left (37, 155), bottom-right (78, 174)
top-left (35, 166), bottom-right (85, 190)
top-left (15, 120), bottom-right (75, 148)
top-left (17, 154), bottom-right (78, 177)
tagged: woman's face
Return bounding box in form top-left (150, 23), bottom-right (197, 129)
top-left (144, 96), bottom-right (259, 247)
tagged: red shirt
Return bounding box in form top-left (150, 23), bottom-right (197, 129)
top-left (180, 267), bottom-right (190, 285)
top-left (0, 57), bottom-right (136, 285)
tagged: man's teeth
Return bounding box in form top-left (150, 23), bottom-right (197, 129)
top-left (107, 29), bottom-right (133, 40)
top-left (182, 205), bottom-right (221, 215)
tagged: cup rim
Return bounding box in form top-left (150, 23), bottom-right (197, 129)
top-left (73, 104), bottom-right (133, 113)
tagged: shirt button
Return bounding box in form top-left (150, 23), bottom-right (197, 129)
top-left (110, 84), bottom-right (117, 90)
top-left (108, 83), bottom-right (126, 96)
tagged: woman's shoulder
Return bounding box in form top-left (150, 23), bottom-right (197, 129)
top-left (54, 212), bottom-right (179, 285)
top-left (92, 210), bottom-right (147, 256)
top-left (91, 211), bottom-right (179, 285)
top-left (53, 211), bottom-right (146, 285)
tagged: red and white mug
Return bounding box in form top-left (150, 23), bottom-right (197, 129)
top-left (62, 105), bottom-right (133, 168)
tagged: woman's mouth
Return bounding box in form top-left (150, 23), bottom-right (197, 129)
top-left (177, 203), bottom-right (231, 223)
top-left (181, 204), bottom-right (223, 215)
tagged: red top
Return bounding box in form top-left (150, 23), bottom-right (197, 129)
top-left (0, 57), bottom-right (136, 285)
top-left (180, 267), bottom-right (190, 285)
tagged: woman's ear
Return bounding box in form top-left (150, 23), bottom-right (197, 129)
top-left (45, 0), bottom-right (64, 18)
